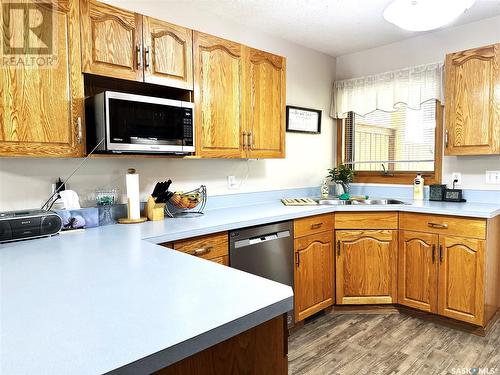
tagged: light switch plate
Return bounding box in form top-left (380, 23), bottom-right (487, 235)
top-left (486, 171), bottom-right (500, 184)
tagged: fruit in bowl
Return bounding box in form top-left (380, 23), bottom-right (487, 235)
top-left (170, 191), bottom-right (201, 209)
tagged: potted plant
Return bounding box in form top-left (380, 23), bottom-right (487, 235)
top-left (328, 164), bottom-right (354, 195)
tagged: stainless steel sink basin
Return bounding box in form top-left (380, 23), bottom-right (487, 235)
top-left (350, 199), bottom-right (407, 205)
top-left (316, 199), bottom-right (351, 205)
top-left (314, 198), bottom-right (407, 205)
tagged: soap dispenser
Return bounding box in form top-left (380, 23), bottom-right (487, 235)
top-left (413, 173), bottom-right (424, 200)
top-left (321, 179), bottom-right (329, 198)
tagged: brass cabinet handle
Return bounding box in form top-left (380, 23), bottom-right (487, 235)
top-left (439, 244), bottom-right (443, 263)
top-left (144, 46), bottom-right (150, 69)
top-left (337, 240), bottom-right (340, 256)
top-left (310, 223), bottom-right (323, 229)
top-left (428, 222), bottom-right (448, 229)
top-left (136, 45), bottom-right (143, 69)
top-left (190, 246), bottom-right (213, 256)
top-left (242, 131), bottom-right (247, 149)
top-left (432, 244), bottom-right (436, 263)
top-left (445, 130), bottom-right (449, 148)
top-left (248, 131), bottom-right (253, 150)
top-left (296, 252), bottom-right (300, 267)
top-left (76, 117), bottom-right (82, 144)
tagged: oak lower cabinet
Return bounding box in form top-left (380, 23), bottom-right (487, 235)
top-left (437, 235), bottom-right (485, 325)
top-left (399, 212), bottom-right (498, 327)
top-left (293, 215), bottom-right (334, 322)
top-left (336, 230), bottom-right (398, 305)
top-left (398, 231), bottom-right (439, 313)
top-left (0, 0), bottom-right (85, 157)
top-left (399, 231), bottom-right (485, 325)
top-left (444, 43), bottom-right (500, 155)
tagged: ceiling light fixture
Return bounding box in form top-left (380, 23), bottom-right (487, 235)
top-left (383, 0), bottom-right (476, 32)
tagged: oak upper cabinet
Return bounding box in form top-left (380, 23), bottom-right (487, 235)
top-left (80, 0), bottom-right (143, 81)
top-left (294, 231), bottom-right (334, 322)
top-left (293, 214), bottom-right (334, 322)
top-left (0, 0), bottom-right (85, 157)
top-left (244, 48), bottom-right (286, 158)
top-left (142, 17), bottom-right (193, 89)
top-left (398, 231), bottom-right (439, 313)
top-left (193, 32), bottom-right (244, 158)
top-left (437, 235), bottom-right (485, 325)
top-left (444, 43), bottom-right (500, 155)
top-left (336, 230), bottom-right (398, 305)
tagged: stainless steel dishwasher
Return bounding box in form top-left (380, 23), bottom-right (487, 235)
top-left (229, 221), bottom-right (294, 327)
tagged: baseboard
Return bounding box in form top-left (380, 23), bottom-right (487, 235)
top-left (297, 305), bottom-right (499, 337)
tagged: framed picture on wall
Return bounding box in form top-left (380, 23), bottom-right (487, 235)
top-left (286, 106), bottom-right (322, 134)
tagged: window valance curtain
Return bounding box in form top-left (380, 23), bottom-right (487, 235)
top-left (330, 62), bottom-right (444, 119)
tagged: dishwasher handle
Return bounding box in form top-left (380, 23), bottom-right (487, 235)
top-left (233, 230), bottom-right (290, 249)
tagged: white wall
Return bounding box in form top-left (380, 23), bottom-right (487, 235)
top-left (0, 1), bottom-right (336, 211)
top-left (336, 15), bottom-right (500, 190)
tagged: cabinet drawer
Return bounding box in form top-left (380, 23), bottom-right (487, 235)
top-left (209, 255), bottom-right (229, 266)
top-left (294, 214), bottom-right (334, 238)
top-left (335, 212), bottom-right (398, 229)
top-left (173, 232), bottom-right (229, 260)
top-left (400, 213), bottom-right (486, 239)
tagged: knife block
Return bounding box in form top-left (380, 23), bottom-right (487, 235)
top-left (145, 196), bottom-right (165, 221)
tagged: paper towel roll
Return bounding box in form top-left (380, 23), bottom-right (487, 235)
top-left (126, 169), bottom-right (140, 220)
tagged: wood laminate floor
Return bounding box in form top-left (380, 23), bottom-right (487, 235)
top-left (289, 312), bottom-right (500, 375)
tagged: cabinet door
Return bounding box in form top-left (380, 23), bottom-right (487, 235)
top-left (0, 0), bottom-right (84, 157)
top-left (143, 17), bottom-right (193, 89)
top-left (336, 230), bottom-right (397, 304)
top-left (80, 0), bottom-right (143, 81)
top-left (438, 236), bottom-right (485, 325)
top-left (398, 231), bottom-right (438, 313)
top-left (444, 43), bottom-right (500, 155)
top-left (294, 231), bottom-right (334, 322)
top-left (193, 32), bottom-right (244, 158)
top-left (244, 48), bottom-right (286, 158)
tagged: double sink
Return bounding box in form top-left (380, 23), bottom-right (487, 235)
top-left (315, 198), bottom-right (408, 205)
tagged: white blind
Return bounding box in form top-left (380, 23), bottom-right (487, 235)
top-left (342, 100), bottom-right (436, 172)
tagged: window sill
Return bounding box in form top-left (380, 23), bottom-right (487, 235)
top-left (354, 172), bottom-right (440, 185)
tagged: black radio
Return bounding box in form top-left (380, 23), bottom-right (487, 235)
top-left (0, 210), bottom-right (62, 243)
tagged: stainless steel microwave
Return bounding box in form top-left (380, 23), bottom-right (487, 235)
top-left (85, 91), bottom-right (194, 154)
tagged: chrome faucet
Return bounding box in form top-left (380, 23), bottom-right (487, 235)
top-left (381, 164), bottom-right (394, 177)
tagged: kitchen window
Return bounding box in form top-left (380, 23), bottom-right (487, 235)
top-left (336, 100), bottom-right (443, 184)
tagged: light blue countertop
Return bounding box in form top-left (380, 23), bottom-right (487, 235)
top-left (139, 198), bottom-right (500, 244)
top-left (0, 225), bottom-right (293, 375)
top-left (1, 197), bottom-right (499, 375)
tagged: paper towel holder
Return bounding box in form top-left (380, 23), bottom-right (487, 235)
top-left (118, 168), bottom-right (147, 224)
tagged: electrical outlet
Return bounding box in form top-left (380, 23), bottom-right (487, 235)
top-left (227, 175), bottom-right (238, 189)
top-left (451, 172), bottom-right (462, 187)
top-left (486, 171), bottom-right (500, 185)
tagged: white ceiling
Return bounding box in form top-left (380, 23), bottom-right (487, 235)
top-left (180, 0), bottom-right (500, 56)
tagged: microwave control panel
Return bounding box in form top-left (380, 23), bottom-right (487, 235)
top-left (183, 108), bottom-right (193, 145)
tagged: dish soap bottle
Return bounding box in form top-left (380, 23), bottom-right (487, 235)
top-left (321, 179), bottom-right (329, 198)
top-left (413, 173), bottom-right (424, 200)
